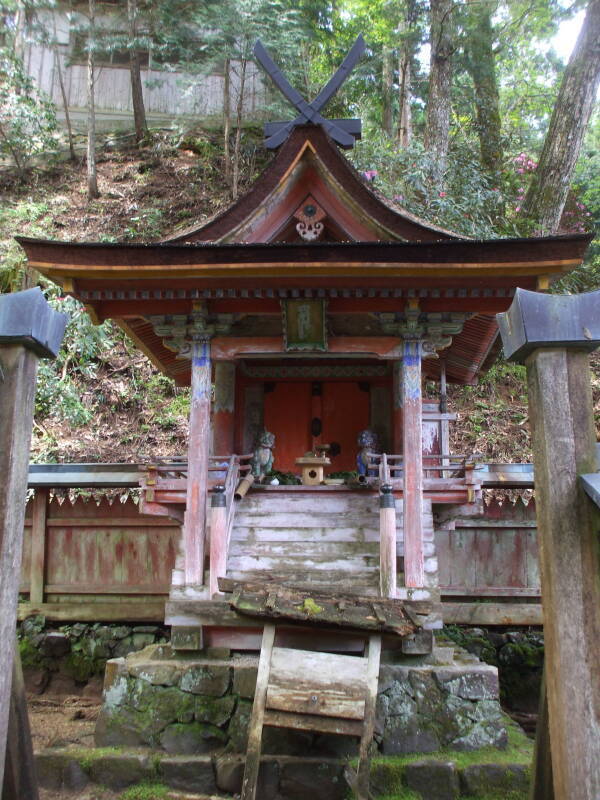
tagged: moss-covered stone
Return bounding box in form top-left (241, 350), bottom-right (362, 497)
top-left (178, 664), bottom-right (231, 696)
top-left (460, 762), bottom-right (529, 795)
top-left (226, 698), bottom-right (252, 752)
top-left (158, 755), bottom-right (217, 794)
top-left (194, 694), bottom-right (236, 726)
top-left (158, 722), bottom-right (227, 754)
top-left (405, 760), bottom-right (460, 800)
top-left (87, 753), bottom-right (155, 790)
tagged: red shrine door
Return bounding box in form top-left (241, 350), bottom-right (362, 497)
top-left (263, 381), bottom-right (370, 474)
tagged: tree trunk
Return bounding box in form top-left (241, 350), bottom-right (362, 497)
top-left (128, 0), bottom-right (148, 145)
top-left (465, 3), bottom-right (503, 186)
top-left (382, 48), bottom-right (393, 137)
top-left (223, 57), bottom-right (232, 187)
top-left (397, 51), bottom-right (412, 147)
top-left (521, 0), bottom-right (600, 234)
top-left (51, 18), bottom-right (76, 162)
top-left (232, 57), bottom-right (247, 201)
top-left (87, 0), bottom-right (99, 199)
top-left (423, 0), bottom-right (454, 187)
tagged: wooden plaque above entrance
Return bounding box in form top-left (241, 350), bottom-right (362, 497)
top-left (282, 299), bottom-right (327, 351)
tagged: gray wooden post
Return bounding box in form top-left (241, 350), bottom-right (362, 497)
top-left (497, 288), bottom-right (600, 800)
top-left (0, 288), bottom-right (67, 790)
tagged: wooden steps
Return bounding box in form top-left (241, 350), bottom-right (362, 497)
top-left (227, 492), bottom-right (380, 595)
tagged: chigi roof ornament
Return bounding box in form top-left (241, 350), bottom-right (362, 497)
top-left (254, 35), bottom-right (366, 149)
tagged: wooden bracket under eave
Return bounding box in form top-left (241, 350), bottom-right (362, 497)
top-left (61, 277), bottom-right (75, 295)
top-left (536, 275), bottom-right (551, 292)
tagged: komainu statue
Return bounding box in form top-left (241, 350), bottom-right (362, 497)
top-left (356, 429), bottom-right (379, 477)
top-left (251, 429), bottom-right (275, 481)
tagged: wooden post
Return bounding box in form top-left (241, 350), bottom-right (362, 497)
top-left (401, 339), bottom-right (424, 587)
top-left (525, 348), bottom-right (600, 799)
top-left (439, 358), bottom-right (450, 478)
top-left (29, 488), bottom-right (49, 604)
top-left (183, 337), bottom-right (212, 586)
top-left (379, 484), bottom-right (397, 598)
top-left (209, 485), bottom-right (227, 598)
top-left (212, 361), bottom-right (236, 456)
top-left (392, 361), bottom-right (402, 456)
top-left (497, 288), bottom-right (600, 800)
top-left (0, 288), bottom-right (66, 790)
top-left (2, 648), bottom-right (39, 800)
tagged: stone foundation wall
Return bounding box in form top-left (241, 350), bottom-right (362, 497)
top-left (96, 643), bottom-right (509, 757)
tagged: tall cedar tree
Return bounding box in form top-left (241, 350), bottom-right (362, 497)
top-left (424, 0), bottom-right (454, 186)
top-left (87, 0), bottom-right (99, 199)
top-left (464, 2), bottom-right (503, 187)
top-left (128, 0), bottom-right (148, 144)
top-left (521, 0), bottom-right (600, 233)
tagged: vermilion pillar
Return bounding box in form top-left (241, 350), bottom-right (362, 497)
top-left (401, 339), bottom-right (424, 587)
top-left (183, 337), bottom-right (212, 585)
top-left (212, 361), bottom-right (236, 456)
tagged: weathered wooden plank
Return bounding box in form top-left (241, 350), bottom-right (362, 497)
top-left (442, 602), bottom-right (543, 626)
top-left (44, 516), bottom-right (176, 527)
top-left (263, 709), bottom-right (363, 736)
top-left (226, 582), bottom-right (418, 637)
top-left (17, 601), bottom-right (165, 622)
top-left (267, 647), bottom-right (367, 720)
top-left (440, 587), bottom-right (540, 597)
top-left (379, 486), bottom-right (396, 598)
top-left (356, 634), bottom-right (382, 799)
top-left (449, 529), bottom-right (476, 588)
top-left (44, 584), bottom-right (168, 594)
top-left (240, 624), bottom-right (275, 800)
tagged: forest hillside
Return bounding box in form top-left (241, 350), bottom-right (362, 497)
top-left (1, 126), bottom-right (598, 466)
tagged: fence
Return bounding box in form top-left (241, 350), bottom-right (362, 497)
top-left (19, 463), bottom-right (540, 624)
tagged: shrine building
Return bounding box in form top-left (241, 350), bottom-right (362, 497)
top-left (17, 48), bottom-right (592, 644)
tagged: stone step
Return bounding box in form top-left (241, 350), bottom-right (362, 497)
top-left (230, 525), bottom-right (379, 542)
top-left (227, 552), bottom-right (379, 574)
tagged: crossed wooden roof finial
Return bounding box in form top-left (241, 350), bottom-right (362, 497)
top-left (254, 35), bottom-right (366, 149)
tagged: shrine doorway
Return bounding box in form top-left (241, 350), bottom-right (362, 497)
top-left (263, 380), bottom-right (371, 473)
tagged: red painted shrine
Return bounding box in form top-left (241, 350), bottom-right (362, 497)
top-left (19, 115), bottom-right (592, 636)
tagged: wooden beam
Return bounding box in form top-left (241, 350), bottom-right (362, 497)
top-left (183, 338), bottom-right (212, 585)
top-left (525, 348), bottom-right (600, 799)
top-left (18, 601), bottom-right (165, 622)
top-left (401, 341), bottom-right (424, 587)
top-left (442, 602), bottom-right (543, 626)
top-left (29, 489), bottom-right (48, 605)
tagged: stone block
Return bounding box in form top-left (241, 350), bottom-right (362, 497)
top-left (128, 662), bottom-right (181, 686)
top-left (179, 664), bottom-right (231, 696)
top-left (451, 721), bottom-right (508, 751)
top-left (215, 754), bottom-right (280, 798)
top-left (233, 664), bottom-right (258, 698)
top-left (159, 755), bottom-right (217, 794)
top-left (405, 760), bottom-right (460, 800)
top-left (171, 626), bottom-right (203, 650)
top-left (194, 694), bottom-right (236, 726)
top-left (434, 666), bottom-right (499, 700)
top-left (88, 753), bottom-right (154, 790)
top-left (460, 763), bottom-right (529, 795)
top-left (227, 698), bottom-right (252, 751)
top-left (159, 721), bottom-right (227, 754)
top-left (95, 707), bottom-right (160, 747)
top-left (40, 631), bottom-right (70, 658)
top-left (35, 752), bottom-right (88, 791)
top-left (279, 758), bottom-right (346, 800)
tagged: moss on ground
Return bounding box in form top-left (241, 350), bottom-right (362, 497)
top-left (119, 784), bottom-right (170, 800)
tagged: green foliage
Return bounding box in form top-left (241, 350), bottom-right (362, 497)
top-left (120, 784), bottom-right (170, 800)
top-left (0, 200), bottom-right (62, 292)
top-left (350, 135), bottom-right (507, 238)
top-left (35, 288), bottom-right (116, 428)
top-left (0, 47), bottom-right (58, 175)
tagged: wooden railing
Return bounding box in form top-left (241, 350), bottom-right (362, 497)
top-left (367, 453), bottom-right (480, 504)
top-left (208, 454), bottom-right (252, 597)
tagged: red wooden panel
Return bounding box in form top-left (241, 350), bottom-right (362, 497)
top-left (263, 382), bottom-right (312, 473)
top-left (321, 382), bottom-right (370, 472)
